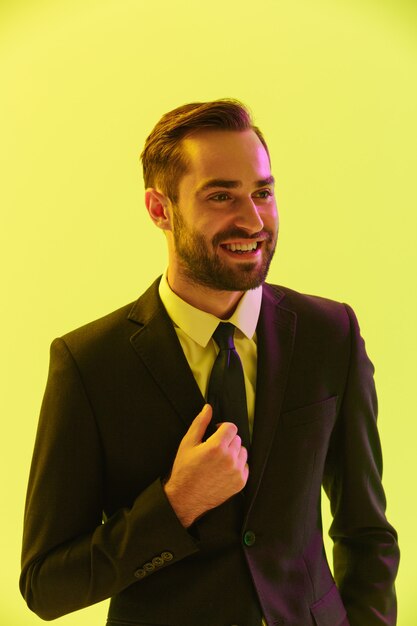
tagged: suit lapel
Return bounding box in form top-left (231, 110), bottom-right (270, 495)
top-left (244, 284), bottom-right (297, 513)
top-left (127, 278), bottom-right (205, 431)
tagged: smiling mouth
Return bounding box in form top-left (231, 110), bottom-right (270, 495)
top-left (220, 241), bottom-right (261, 254)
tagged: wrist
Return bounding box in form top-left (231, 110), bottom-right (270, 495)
top-left (163, 479), bottom-right (199, 528)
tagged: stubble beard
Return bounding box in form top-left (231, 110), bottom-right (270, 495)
top-left (171, 207), bottom-right (277, 292)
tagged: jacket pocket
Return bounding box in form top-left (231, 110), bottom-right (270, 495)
top-left (281, 395), bottom-right (338, 429)
top-left (310, 583), bottom-right (349, 626)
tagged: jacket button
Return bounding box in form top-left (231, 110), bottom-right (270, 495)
top-left (152, 556), bottom-right (164, 567)
top-left (161, 551), bottom-right (174, 562)
top-left (143, 561), bottom-right (155, 572)
top-left (134, 568), bottom-right (146, 579)
top-left (243, 530), bottom-right (256, 546)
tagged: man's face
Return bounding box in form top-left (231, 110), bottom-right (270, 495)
top-left (168, 129), bottom-right (278, 292)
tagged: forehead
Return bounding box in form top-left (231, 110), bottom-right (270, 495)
top-left (180, 129), bottom-right (271, 184)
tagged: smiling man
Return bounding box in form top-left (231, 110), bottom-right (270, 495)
top-left (21, 99), bottom-right (399, 626)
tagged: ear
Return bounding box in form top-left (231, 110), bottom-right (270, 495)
top-left (144, 188), bottom-right (172, 231)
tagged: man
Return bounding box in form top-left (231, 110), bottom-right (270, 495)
top-left (20, 99), bottom-right (399, 625)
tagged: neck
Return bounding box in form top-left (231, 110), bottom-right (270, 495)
top-left (166, 267), bottom-right (244, 319)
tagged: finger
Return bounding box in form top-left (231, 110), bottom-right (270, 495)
top-left (183, 404), bottom-right (213, 446)
top-left (208, 421), bottom-right (238, 447)
top-left (228, 434), bottom-right (242, 456)
top-left (242, 462), bottom-right (249, 483)
top-left (237, 445), bottom-right (248, 467)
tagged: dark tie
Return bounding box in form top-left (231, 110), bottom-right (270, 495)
top-left (207, 322), bottom-right (251, 450)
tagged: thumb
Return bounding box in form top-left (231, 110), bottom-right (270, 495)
top-left (183, 404), bottom-right (213, 447)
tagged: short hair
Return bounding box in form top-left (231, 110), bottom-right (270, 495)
top-left (140, 98), bottom-right (270, 205)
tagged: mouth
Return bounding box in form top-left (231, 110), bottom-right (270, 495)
top-left (219, 240), bottom-right (263, 256)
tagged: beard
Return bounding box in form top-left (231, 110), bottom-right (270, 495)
top-left (171, 207), bottom-right (277, 292)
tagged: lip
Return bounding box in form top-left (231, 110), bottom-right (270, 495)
top-left (220, 238), bottom-right (265, 246)
top-left (219, 241), bottom-right (263, 259)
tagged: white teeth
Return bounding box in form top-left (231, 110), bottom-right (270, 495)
top-left (225, 242), bottom-right (258, 252)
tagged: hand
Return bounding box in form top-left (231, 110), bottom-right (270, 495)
top-left (164, 404), bottom-right (249, 528)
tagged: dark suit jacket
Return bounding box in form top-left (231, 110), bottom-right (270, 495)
top-left (20, 279), bottom-right (399, 626)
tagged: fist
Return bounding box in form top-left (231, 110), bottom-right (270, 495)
top-left (164, 404), bottom-right (249, 527)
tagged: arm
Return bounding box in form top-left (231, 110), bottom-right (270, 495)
top-left (323, 304), bottom-right (400, 625)
top-left (20, 338), bottom-right (199, 620)
top-left (20, 337), bottom-right (248, 620)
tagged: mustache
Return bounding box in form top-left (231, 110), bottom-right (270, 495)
top-left (212, 228), bottom-right (274, 247)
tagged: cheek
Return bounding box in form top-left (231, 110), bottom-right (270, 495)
top-left (267, 205), bottom-right (279, 227)
top-left (190, 218), bottom-right (220, 247)
top-left (198, 216), bottom-right (224, 237)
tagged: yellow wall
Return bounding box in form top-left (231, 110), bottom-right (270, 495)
top-left (1, 0), bottom-right (416, 623)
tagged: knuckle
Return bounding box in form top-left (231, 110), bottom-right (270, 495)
top-left (221, 422), bottom-right (238, 437)
top-left (207, 440), bottom-right (225, 458)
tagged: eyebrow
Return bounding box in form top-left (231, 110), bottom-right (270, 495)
top-left (196, 175), bottom-right (275, 195)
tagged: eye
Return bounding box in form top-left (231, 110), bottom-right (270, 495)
top-left (254, 189), bottom-right (273, 199)
top-left (209, 193), bottom-right (231, 202)
top-left (208, 189), bottom-right (274, 203)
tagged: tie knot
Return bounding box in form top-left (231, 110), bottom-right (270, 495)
top-left (212, 322), bottom-right (236, 351)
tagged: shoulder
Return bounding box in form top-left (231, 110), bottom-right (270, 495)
top-left (263, 282), bottom-right (354, 337)
top-left (55, 277), bottom-right (163, 359)
top-left (264, 282), bottom-right (348, 314)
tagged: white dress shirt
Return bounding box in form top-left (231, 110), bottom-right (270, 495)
top-left (158, 270), bottom-right (262, 438)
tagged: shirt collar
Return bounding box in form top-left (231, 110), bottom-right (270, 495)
top-left (158, 270), bottom-right (262, 348)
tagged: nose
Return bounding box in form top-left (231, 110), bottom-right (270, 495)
top-left (234, 197), bottom-right (264, 233)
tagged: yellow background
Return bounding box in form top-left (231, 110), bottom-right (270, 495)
top-left (1, 0), bottom-right (416, 623)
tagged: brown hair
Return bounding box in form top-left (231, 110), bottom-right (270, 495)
top-left (140, 98), bottom-right (270, 205)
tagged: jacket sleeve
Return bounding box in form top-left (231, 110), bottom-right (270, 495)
top-left (20, 337), bottom-right (199, 621)
top-left (323, 304), bottom-right (400, 625)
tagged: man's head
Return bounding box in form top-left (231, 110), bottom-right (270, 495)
top-left (141, 99), bottom-right (271, 205)
top-left (141, 99), bottom-right (278, 293)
